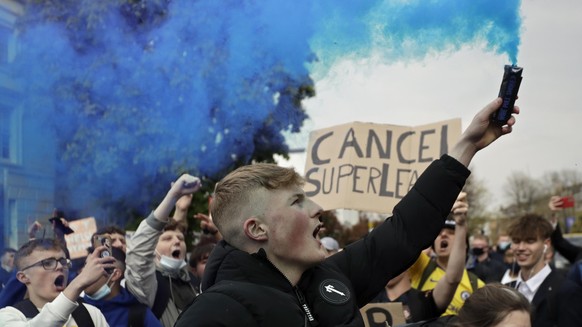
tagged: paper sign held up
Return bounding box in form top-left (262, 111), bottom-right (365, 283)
top-left (360, 302), bottom-right (406, 327)
top-left (304, 119), bottom-right (461, 213)
top-left (64, 217), bottom-right (97, 259)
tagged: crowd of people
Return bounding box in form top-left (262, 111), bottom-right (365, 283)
top-left (0, 97), bottom-right (580, 327)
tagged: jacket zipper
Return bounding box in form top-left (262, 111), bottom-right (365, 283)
top-left (262, 252), bottom-right (319, 326)
top-left (294, 285), bottom-right (319, 326)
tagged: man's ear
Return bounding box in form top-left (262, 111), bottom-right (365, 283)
top-left (110, 268), bottom-right (123, 283)
top-left (16, 271), bottom-right (30, 285)
top-left (243, 217), bottom-right (268, 241)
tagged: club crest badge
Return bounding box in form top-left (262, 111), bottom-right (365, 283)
top-left (461, 290), bottom-right (471, 301)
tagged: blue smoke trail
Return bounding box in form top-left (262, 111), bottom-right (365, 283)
top-left (11, 0), bottom-right (521, 221)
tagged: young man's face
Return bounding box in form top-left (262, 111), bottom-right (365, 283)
top-left (434, 228), bottom-right (455, 258)
top-left (503, 248), bottom-right (515, 265)
top-left (262, 185), bottom-right (326, 270)
top-left (192, 253), bottom-right (210, 278)
top-left (98, 232), bottom-right (127, 253)
top-left (471, 238), bottom-right (489, 257)
top-left (510, 235), bottom-right (547, 271)
top-left (109, 233), bottom-right (127, 252)
top-left (17, 249), bottom-right (69, 305)
top-left (1, 251), bottom-right (15, 270)
top-left (156, 230), bottom-right (187, 261)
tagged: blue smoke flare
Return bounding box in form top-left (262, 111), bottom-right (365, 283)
top-left (11, 0), bottom-right (521, 220)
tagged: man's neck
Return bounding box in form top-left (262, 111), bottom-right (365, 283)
top-left (28, 293), bottom-right (50, 309)
top-left (520, 262), bottom-right (546, 282)
top-left (105, 284), bottom-right (121, 300)
top-left (436, 256), bottom-right (449, 269)
top-left (476, 253), bottom-right (488, 262)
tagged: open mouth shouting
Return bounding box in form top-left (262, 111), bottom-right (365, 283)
top-left (439, 240), bottom-right (449, 251)
top-left (313, 224), bottom-right (323, 240)
top-left (54, 274), bottom-right (67, 291)
top-left (171, 249), bottom-right (181, 259)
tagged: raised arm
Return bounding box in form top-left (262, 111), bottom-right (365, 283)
top-left (449, 97), bottom-right (519, 167)
top-left (432, 192), bottom-right (468, 310)
top-left (173, 194), bottom-right (193, 231)
top-left (548, 195), bottom-right (582, 263)
top-left (327, 98), bottom-right (520, 306)
top-left (125, 174), bottom-right (201, 306)
top-left (154, 175), bottom-right (201, 223)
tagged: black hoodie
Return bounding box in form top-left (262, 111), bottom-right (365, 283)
top-left (176, 155), bottom-right (469, 327)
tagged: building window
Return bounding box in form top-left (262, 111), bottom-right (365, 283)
top-left (0, 25), bottom-right (10, 65)
top-left (0, 106), bottom-right (14, 161)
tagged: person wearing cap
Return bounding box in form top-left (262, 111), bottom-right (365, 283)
top-left (320, 236), bottom-right (340, 257)
top-left (83, 247), bottom-right (161, 327)
top-left (0, 238), bottom-right (114, 326)
top-left (371, 193), bottom-right (469, 323)
top-left (408, 192), bottom-right (484, 317)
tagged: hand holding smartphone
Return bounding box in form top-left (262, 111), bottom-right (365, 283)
top-left (92, 235), bottom-right (114, 273)
top-left (557, 196), bottom-right (575, 208)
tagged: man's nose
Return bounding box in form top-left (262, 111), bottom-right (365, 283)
top-left (514, 242), bottom-right (525, 250)
top-left (307, 200), bottom-right (323, 218)
top-left (55, 261), bottom-right (66, 271)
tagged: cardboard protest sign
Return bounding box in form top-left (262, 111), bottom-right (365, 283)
top-left (304, 119), bottom-right (461, 213)
top-left (64, 217), bottom-right (97, 259)
top-left (360, 302), bottom-right (406, 327)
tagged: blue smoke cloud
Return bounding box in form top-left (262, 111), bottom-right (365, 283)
top-left (12, 0), bottom-right (521, 221)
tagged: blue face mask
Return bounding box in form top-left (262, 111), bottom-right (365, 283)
top-left (86, 274), bottom-right (113, 301)
top-left (156, 250), bottom-right (186, 273)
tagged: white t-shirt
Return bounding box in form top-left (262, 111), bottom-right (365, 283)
top-left (0, 292), bottom-right (109, 327)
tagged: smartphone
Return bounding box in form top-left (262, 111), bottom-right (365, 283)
top-left (491, 65), bottom-right (523, 125)
top-left (92, 235), bottom-right (113, 258)
top-left (558, 196), bottom-right (575, 208)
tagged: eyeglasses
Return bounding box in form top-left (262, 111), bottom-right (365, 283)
top-left (20, 257), bottom-right (71, 271)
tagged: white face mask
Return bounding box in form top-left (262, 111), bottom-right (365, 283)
top-left (498, 241), bottom-right (511, 251)
top-left (86, 274), bottom-right (113, 301)
top-left (157, 251), bottom-right (187, 272)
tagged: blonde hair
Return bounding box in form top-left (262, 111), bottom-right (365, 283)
top-left (211, 163), bottom-right (303, 243)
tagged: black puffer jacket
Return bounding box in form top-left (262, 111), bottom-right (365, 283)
top-left (176, 155), bottom-right (469, 327)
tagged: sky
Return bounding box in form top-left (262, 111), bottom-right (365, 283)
top-left (278, 0), bottom-right (582, 213)
top-left (11, 0), bottom-right (579, 221)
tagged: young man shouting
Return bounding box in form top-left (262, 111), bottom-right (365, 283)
top-left (0, 239), bottom-right (115, 326)
top-left (175, 97), bottom-right (519, 326)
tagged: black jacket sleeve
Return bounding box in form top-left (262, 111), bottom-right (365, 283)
top-left (556, 278), bottom-right (582, 326)
top-left (551, 223), bottom-right (582, 264)
top-left (326, 154), bottom-right (470, 307)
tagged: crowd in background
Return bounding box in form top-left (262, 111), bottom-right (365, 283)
top-left (0, 99), bottom-right (581, 326)
top-left (1, 186), bottom-right (581, 327)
